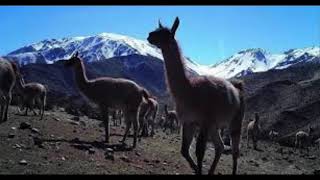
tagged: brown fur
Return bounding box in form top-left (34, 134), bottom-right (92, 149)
top-left (314, 138), bottom-right (320, 150)
top-left (138, 97), bottom-right (158, 137)
top-left (15, 74), bottom-right (47, 120)
top-left (163, 104), bottom-right (179, 133)
top-left (148, 17), bottom-right (245, 175)
top-left (0, 58), bottom-right (17, 122)
top-left (144, 97), bottom-right (158, 136)
top-left (294, 127), bottom-right (314, 152)
top-left (111, 109), bottom-right (123, 126)
top-left (246, 113), bottom-right (261, 150)
top-left (269, 130), bottom-right (279, 141)
top-left (64, 52), bottom-right (149, 148)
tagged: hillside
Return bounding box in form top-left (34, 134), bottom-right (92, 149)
top-left (0, 106), bottom-right (319, 175)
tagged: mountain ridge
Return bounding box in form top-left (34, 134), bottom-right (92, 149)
top-left (2, 32), bottom-right (319, 79)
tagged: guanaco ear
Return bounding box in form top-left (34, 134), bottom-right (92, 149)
top-left (72, 51), bottom-right (79, 58)
top-left (309, 126), bottom-right (313, 131)
top-left (10, 61), bottom-right (20, 75)
top-left (158, 19), bottom-right (163, 28)
top-left (171, 17), bottom-right (180, 36)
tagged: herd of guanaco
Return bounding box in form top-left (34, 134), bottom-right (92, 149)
top-left (0, 17), bottom-right (318, 175)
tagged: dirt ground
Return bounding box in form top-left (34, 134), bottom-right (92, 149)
top-left (0, 106), bottom-right (319, 175)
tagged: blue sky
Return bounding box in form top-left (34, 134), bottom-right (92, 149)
top-left (0, 6), bottom-right (319, 65)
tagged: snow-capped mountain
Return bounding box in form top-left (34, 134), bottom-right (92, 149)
top-left (3, 32), bottom-right (319, 79)
top-left (4, 32), bottom-right (200, 74)
top-left (6, 33), bottom-right (163, 64)
top-left (198, 46), bottom-right (320, 78)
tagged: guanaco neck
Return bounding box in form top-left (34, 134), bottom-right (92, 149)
top-left (161, 39), bottom-right (191, 100)
top-left (73, 61), bottom-right (90, 93)
top-left (164, 105), bottom-right (169, 116)
top-left (16, 77), bottom-right (26, 92)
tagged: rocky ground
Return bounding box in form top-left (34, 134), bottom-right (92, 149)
top-left (0, 106), bottom-right (319, 175)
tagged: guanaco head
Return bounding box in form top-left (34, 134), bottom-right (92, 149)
top-left (9, 61), bottom-right (20, 76)
top-left (308, 126), bottom-right (314, 135)
top-left (255, 113), bottom-right (259, 122)
top-left (164, 104), bottom-right (169, 115)
top-left (147, 17), bottom-right (180, 48)
top-left (14, 72), bottom-right (26, 93)
top-left (64, 51), bottom-right (81, 67)
top-left (17, 73), bottom-right (25, 84)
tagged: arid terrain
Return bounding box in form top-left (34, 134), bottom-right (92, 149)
top-left (0, 106), bottom-right (319, 175)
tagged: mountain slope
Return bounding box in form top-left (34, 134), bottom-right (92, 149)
top-left (4, 33), bottom-right (200, 75)
top-left (203, 47), bottom-right (320, 78)
top-left (2, 32), bottom-right (319, 80)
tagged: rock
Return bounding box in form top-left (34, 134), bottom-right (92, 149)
top-left (70, 121), bottom-right (80, 125)
top-left (73, 129), bottom-right (77, 133)
top-left (11, 127), bottom-right (16, 130)
top-left (135, 152), bottom-right (141, 157)
top-left (61, 157), bottom-right (66, 161)
top-left (14, 144), bottom-right (22, 149)
top-left (56, 136), bottom-right (64, 141)
top-left (153, 159), bottom-right (160, 163)
top-left (71, 138), bottom-right (80, 143)
top-left (33, 137), bottom-right (44, 148)
top-left (31, 128), bottom-right (40, 134)
top-left (308, 155), bottom-right (316, 160)
top-left (72, 116), bottom-right (80, 121)
top-left (8, 133), bottom-right (15, 138)
top-left (288, 159), bottom-right (294, 163)
top-left (104, 150), bottom-right (114, 161)
top-left (313, 169), bottom-right (320, 175)
top-left (223, 145), bottom-right (232, 154)
top-left (72, 144), bottom-right (91, 151)
top-left (19, 160), bottom-right (28, 165)
top-left (143, 159), bottom-right (150, 163)
top-left (53, 117), bottom-right (61, 121)
top-left (120, 155), bottom-right (130, 163)
top-left (283, 156), bottom-right (289, 160)
top-left (80, 121), bottom-right (86, 126)
top-left (106, 148), bottom-right (114, 153)
top-left (19, 122), bottom-right (31, 129)
top-left (98, 122), bottom-right (104, 128)
top-left (248, 160), bottom-right (259, 167)
top-left (105, 154), bottom-right (114, 161)
top-left (276, 148), bottom-right (283, 154)
top-left (88, 148), bottom-right (95, 154)
top-left (261, 157), bottom-right (268, 161)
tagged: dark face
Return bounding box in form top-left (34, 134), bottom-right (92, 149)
top-left (64, 52), bottom-right (81, 67)
top-left (309, 127), bottom-right (314, 134)
top-left (147, 17), bottom-right (180, 48)
top-left (147, 28), bottom-right (172, 48)
top-left (19, 74), bottom-right (25, 84)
